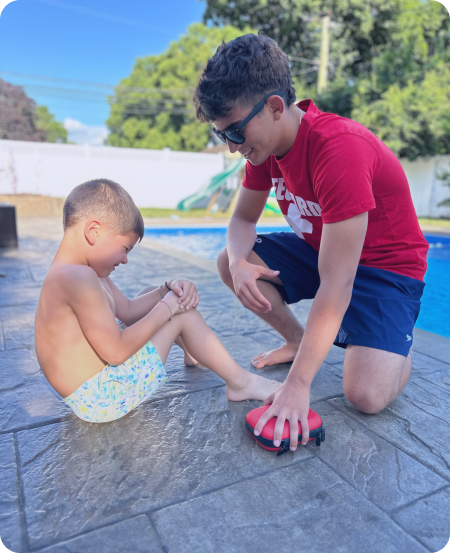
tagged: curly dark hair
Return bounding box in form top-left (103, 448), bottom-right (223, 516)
top-left (194, 33), bottom-right (296, 123)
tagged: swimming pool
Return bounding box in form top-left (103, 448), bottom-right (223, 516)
top-left (145, 225), bottom-right (450, 339)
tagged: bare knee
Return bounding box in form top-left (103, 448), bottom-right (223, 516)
top-left (176, 306), bottom-right (204, 332)
top-left (344, 385), bottom-right (388, 415)
top-left (217, 248), bottom-right (233, 287)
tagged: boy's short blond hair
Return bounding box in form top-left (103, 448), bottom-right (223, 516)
top-left (63, 179), bottom-right (145, 240)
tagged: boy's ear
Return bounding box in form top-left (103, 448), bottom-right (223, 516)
top-left (266, 95), bottom-right (285, 121)
top-left (84, 220), bottom-right (102, 246)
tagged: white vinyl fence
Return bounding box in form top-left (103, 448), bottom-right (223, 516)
top-left (401, 155), bottom-right (450, 218)
top-left (0, 139), bottom-right (449, 216)
top-left (0, 140), bottom-right (224, 209)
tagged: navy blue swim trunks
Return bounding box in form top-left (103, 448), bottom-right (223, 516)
top-left (252, 232), bottom-right (425, 357)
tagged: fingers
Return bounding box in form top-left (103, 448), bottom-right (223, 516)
top-left (253, 407), bottom-right (274, 437)
top-left (179, 287), bottom-right (197, 309)
top-left (174, 281), bottom-right (199, 310)
top-left (300, 417), bottom-right (310, 446)
top-left (237, 282), bottom-right (271, 313)
top-left (254, 408), bottom-right (309, 450)
top-left (289, 419), bottom-right (299, 451)
top-left (262, 392), bottom-right (274, 406)
top-left (272, 415), bottom-right (287, 448)
top-left (260, 267), bottom-right (280, 279)
top-left (171, 281), bottom-right (183, 297)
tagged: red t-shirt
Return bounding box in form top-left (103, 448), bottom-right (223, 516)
top-left (243, 99), bottom-right (428, 281)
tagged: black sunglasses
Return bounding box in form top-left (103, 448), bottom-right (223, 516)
top-left (213, 90), bottom-right (285, 145)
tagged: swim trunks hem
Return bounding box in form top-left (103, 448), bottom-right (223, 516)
top-left (333, 338), bottom-right (412, 358)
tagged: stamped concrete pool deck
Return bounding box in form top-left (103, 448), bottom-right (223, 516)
top-left (0, 218), bottom-right (449, 553)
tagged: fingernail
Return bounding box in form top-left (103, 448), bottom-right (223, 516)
top-left (290, 447), bottom-right (296, 452)
top-left (302, 442), bottom-right (307, 446)
top-left (274, 440), bottom-right (280, 447)
top-left (254, 431), bottom-right (260, 436)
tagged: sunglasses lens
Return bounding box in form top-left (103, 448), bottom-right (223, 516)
top-left (213, 129), bottom-right (227, 144)
top-left (225, 130), bottom-right (245, 144)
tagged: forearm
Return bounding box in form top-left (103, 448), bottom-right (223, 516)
top-left (124, 282), bottom-right (172, 325)
top-left (286, 282), bottom-right (353, 386)
top-left (227, 216), bottom-right (258, 269)
top-left (107, 301), bottom-right (172, 364)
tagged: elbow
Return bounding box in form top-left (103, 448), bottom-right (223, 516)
top-left (102, 348), bottom-right (127, 366)
top-left (341, 281), bottom-right (354, 306)
top-left (320, 278), bottom-right (354, 309)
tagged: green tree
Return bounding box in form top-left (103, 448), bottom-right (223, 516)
top-left (35, 105), bottom-right (68, 143)
top-left (204, 0), bottom-right (413, 95)
top-left (350, 0), bottom-right (450, 159)
top-left (107, 23), bottom-right (252, 151)
top-left (204, 0), bottom-right (450, 150)
top-left (352, 65), bottom-right (450, 160)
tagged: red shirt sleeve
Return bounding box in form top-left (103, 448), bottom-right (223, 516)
top-left (311, 133), bottom-right (379, 224)
top-left (242, 159), bottom-right (273, 191)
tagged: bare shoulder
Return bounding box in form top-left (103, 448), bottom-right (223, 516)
top-left (45, 263), bottom-right (100, 295)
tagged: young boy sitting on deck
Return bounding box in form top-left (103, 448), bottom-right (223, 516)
top-left (35, 179), bottom-right (279, 423)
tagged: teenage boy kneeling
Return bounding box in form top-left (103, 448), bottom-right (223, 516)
top-left (193, 34), bottom-right (428, 451)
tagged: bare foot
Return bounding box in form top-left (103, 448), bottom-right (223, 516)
top-left (251, 343), bottom-right (299, 369)
top-left (226, 372), bottom-right (280, 402)
top-left (184, 351), bottom-right (199, 367)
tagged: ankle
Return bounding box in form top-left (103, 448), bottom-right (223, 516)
top-left (227, 367), bottom-right (252, 390)
top-left (284, 339), bottom-right (302, 349)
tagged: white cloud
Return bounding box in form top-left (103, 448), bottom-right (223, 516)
top-left (64, 118), bottom-right (109, 147)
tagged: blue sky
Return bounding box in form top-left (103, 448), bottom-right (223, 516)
top-left (0, 0), bottom-right (206, 141)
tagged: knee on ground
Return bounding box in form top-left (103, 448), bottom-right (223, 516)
top-left (345, 386), bottom-right (391, 415)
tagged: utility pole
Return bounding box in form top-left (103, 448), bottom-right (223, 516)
top-left (317, 13), bottom-right (331, 94)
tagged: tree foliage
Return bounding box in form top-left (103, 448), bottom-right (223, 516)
top-left (35, 106), bottom-right (68, 144)
top-left (0, 79), bottom-right (67, 143)
top-left (204, 0), bottom-right (450, 159)
top-left (0, 79), bottom-right (47, 142)
top-left (352, 65), bottom-right (450, 160)
top-left (106, 23), bottom-right (252, 151)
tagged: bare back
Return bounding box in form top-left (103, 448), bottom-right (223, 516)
top-left (35, 263), bottom-right (116, 398)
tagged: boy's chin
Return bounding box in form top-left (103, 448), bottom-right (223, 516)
top-left (93, 267), bottom-right (113, 278)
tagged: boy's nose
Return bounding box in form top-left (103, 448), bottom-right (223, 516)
top-left (226, 139), bottom-right (240, 154)
top-left (122, 256), bottom-right (128, 265)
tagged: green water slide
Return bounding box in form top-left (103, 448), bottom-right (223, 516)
top-left (177, 157), bottom-right (245, 211)
top-left (177, 157), bottom-right (282, 214)
top-left (265, 188), bottom-right (282, 214)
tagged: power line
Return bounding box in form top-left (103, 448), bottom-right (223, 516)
top-left (0, 70), bottom-right (194, 94)
top-left (0, 71), bottom-right (197, 116)
top-left (30, 0), bottom-right (178, 36)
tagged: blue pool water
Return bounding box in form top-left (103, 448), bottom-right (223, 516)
top-left (145, 225), bottom-right (450, 339)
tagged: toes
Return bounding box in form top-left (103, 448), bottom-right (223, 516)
top-left (251, 359), bottom-right (267, 370)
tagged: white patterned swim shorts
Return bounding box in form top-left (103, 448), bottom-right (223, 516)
top-left (63, 320), bottom-right (168, 423)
